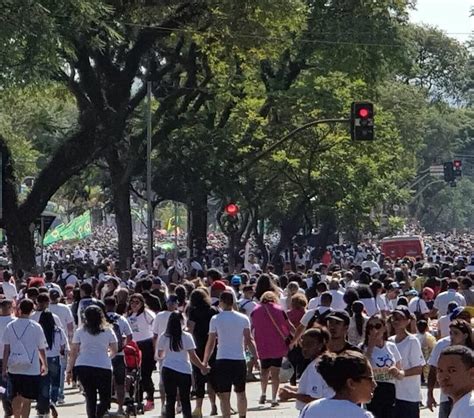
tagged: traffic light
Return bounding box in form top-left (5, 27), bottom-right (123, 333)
top-left (443, 162), bottom-right (455, 182)
top-left (224, 203), bottom-right (239, 217)
top-left (453, 160), bottom-right (462, 177)
top-left (351, 102), bottom-right (374, 141)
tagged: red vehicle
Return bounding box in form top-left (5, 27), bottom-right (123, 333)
top-left (380, 235), bottom-right (425, 259)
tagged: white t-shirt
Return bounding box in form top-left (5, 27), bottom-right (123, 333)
top-left (299, 398), bottom-right (374, 418)
top-left (127, 309), bottom-right (155, 342)
top-left (238, 298), bottom-right (257, 317)
top-left (152, 311), bottom-right (172, 340)
top-left (307, 297), bottom-right (320, 310)
top-left (209, 311), bottom-right (250, 360)
top-left (388, 334), bottom-right (425, 402)
top-left (296, 358), bottom-right (335, 410)
top-left (31, 310), bottom-right (63, 330)
top-left (3, 318), bottom-right (47, 375)
top-left (434, 290), bottom-right (466, 316)
top-left (360, 297), bottom-right (386, 317)
top-left (1, 282), bottom-right (17, 300)
top-left (157, 331), bottom-right (196, 374)
top-left (106, 312), bottom-right (133, 356)
top-left (49, 303), bottom-right (74, 332)
top-left (45, 327), bottom-right (68, 358)
top-left (408, 297), bottom-right (430, 316)
top-left (300, 307), bottom-right (331, 327)
top-left (0, 315), bottom-right (15, 360)
top-left (365, 341), bottom-right (401, 384)
top-left (437, 315), bottom-right (451, 338)
top-left (72, 327), bottom-right (117, 370)
top-left (449, 391), bottom-right (474, 418)
top-left (329, 290), bottom-right (347, 311)
top-left (61, 272), bottom-right (78, 286)
top-left (428, 336), bottom-right (451, 403)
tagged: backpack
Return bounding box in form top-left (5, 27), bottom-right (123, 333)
top-left (307, 308), bottom-right (332, 329)
top-left (9, 323), bottom-right (33, 367)
top-left (58, 273), bottom-right (73, 291)
top-left (107, 313), bottom-right (124, 352)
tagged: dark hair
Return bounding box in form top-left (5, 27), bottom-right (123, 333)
top-left (165, 312), bottom-right (184, 352)
top-left (39, 310), bottom-right (56, 349)
top-left (352, 301), bottom-right (365, 337)
top-left (219, 291), bottom-right (234, 306)
top-left (417, 319), bottom-right (429, 333)
top-left (320, 292), bottom-right (333, 305)
top-left (449, 319), bottom-right (474, 349)
top-left (440, 345), bottom-right (474, 369)
top-left (304, 326), bottom-right (330, 348)
top-left (254, 274), bottom-right (278, 301)
top-left (175, 285), bottom-right (187, 306)
top-left (83, 305), bottom-right (107, 335)
top-left (189, 288), bottom-right (211, 308)
top-left (207, 269), bottom-right (222, 281)
top-left (362, 314), bottom-right (388, 348)
top-left (317, 351), bottom-right (371, 393)
top-left (104, 296), bottom-right (117, 309)
top-left (19, 299), bottom-right (34, 315)
top-left (127, 293), bottom-right (146, 316)
top-left (80, 282), bottom-right (93, 297)
top-left (357, 285), bottom-right (374, 299)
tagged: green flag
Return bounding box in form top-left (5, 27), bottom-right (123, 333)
top-left (43, 211), bottom-right (92, 245)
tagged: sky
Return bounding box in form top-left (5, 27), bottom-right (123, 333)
top-left (409, 0), bottom-right (472, 43)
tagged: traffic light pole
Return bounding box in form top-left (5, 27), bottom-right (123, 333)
top-left (238, 118), bottom-right (349, 174)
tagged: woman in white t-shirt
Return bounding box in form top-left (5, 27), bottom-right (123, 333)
top-left (299, 350), bottom-right (376, 418)
top-left (361, 314), bottom-right (403, 418)
top-left (126, 293), bottom-right (156, 411)
top-left (157, 312), bottom-right (208, 418)
top-left (67, 305), bottom-right (118, 418)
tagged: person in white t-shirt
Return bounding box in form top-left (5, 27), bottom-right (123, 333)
top-left (67, 305), bottom-right (117, 418)
top-left (388, 306), bottom-right (425, 418)
top-left (157, 312), bottom-right (209, 418)
top-left (299, 350), bottom-right (376, 418)
top-left (279, 327), bottom-right (334, 411)
top-left (437, 302), bottom-right (458, 339)
top-left (436, 345), bottom-right (473, 418)
top-left (2, 299), bottom-right (48, 418)
top-left (433, 281), bottom-right (466, 317)
top-left (126, 293), bottom-right (156, 412)
top-left (203, 291), bottom-right (258, 418)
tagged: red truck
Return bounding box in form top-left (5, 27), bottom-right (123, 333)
top-left (380, 235), bottom-right (425, 259)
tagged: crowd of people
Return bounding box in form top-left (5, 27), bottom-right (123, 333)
top-left (0, 231), bottom-right (472, 418)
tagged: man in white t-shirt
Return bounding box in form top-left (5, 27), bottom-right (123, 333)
top-left (279, 327), bottom-right (334, 411)
top-left (48, 289), bottom-right (74, 404)
top-left (433, 281), bottom-right (466, 317)
top-left (436, 345), bottom-right (473, 418)
top-left (427, 336), bottom-right (452, 418)
top-left (2, 299), bottom-right (48, 418)
top-left (203, 291), bottom-right (258, 418)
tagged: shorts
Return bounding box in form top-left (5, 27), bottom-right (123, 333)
top-left (112, 355), bottom-right (126, 385)
top-left (211, 360), bottom-right (246, 393)
top-left (7, 374), bottom-right (40, 400)
top-left (260, 357), bottom-right (283, 369)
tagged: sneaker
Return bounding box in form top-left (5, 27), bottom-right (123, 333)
top-left (161, 405), bottom-right (166, 417)
top-left (210, 405), bottom-right (218, 416)
top-left (144, 400), bottom-right (154, 412)
top-left (56, 399), bottom-right (65, 405)
top-left (176, 404), bottom-right (182, 414)
top-left (192, 407), bottom-right (203, 417)
top-left (271, 400), bottom-right (279, 407)
top-left (259, 395), bottom-right (266, 405)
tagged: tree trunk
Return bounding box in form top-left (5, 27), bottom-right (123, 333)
top-left (107, 151), bottom-right (133, 270)
top-left (187, 195), bottom-right (208, 259)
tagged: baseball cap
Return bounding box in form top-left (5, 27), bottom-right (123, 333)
top-left (211, 281), bottom-right (227, 291)
top-left (405, 289), bottom-right (418, 297)
top-left (392, 305), bottom-right (411, 320)
top-left (387, 282), bottom-right (400, 291)
top-left (326, 310), bottom-right (350, 326)
top-left (231, 275), bottom-right (242, 286)
top-left (450, 307), bottom-right (465, 321)
top-left (422, 287), bottom-right (435, 300)
top-left (49, 289), bottom-right (60, 299)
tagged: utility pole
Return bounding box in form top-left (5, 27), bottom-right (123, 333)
top-left (146, 82), bottom-right (153, 271)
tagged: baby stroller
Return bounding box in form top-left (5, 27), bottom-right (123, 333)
top-left (123, 340), bottom-right (143, 416)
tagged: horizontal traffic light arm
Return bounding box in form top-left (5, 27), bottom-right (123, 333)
top-left (237, 118), bottom-right (349, 174)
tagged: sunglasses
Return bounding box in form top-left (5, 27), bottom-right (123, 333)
top-left (130, 300), bottom-right (142, 305)
top-left (367, 323), bottom-right (383, 330)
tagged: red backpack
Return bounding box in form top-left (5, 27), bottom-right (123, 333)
top-left (123, 340), bottom-right (142, 369)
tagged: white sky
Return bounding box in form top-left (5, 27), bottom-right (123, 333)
top-left (409, 0), bottom-right (472, 43)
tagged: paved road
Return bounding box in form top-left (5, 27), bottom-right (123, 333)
top-left (47, 372), bottom-right (441, 418)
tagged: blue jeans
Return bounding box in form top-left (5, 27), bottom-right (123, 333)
top-left (395, 399), bottom-right (420, 418)
top-left (37, 356), bottom-right (61, 413)
top-left (438, 400), bottom-right (452, 418)
top-left (58, 353), bottom-right (67, 401)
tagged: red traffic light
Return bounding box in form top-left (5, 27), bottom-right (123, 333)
top-left (453, 160), bottom-right (462, 169)
top-left (358, 108), bottom-right (369, 118)
top-left (224, 203), bottom-right (239, 216)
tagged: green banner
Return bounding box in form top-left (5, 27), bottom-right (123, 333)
top-left (43, 211), bottom-right (92, 245)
